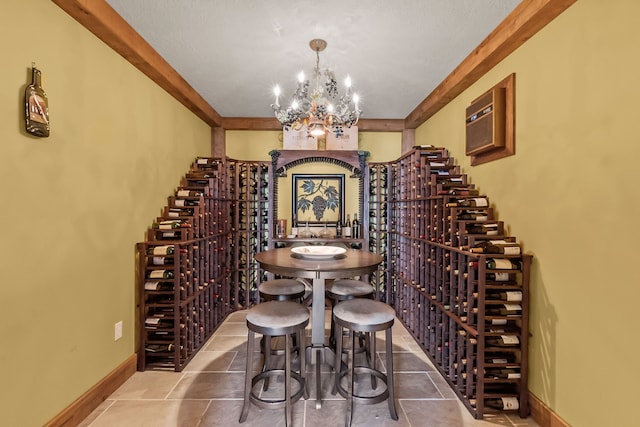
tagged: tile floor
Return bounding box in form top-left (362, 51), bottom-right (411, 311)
top-left (80, 309), bottom-right (540, 427)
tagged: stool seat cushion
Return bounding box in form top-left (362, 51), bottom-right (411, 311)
top-left (334, 299), bottom-right (395, 327)
top-left (259, 279), bottom-right (306, 296)
top-left (247, 301), bottom-right (309, 330)
top-left (327, 279), bottom-right (374, 297)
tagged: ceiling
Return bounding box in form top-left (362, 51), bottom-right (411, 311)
top-left (103, 0), bottom-right (521, 121)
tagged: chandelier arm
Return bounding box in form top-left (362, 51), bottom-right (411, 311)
top-left (272, 38), bottom-right (362, 137)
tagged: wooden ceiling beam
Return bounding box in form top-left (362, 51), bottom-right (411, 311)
top-left (52, 0), bottom-right (223, 127)
top-left (221, 117), bottom-right (405, 132)
top-left (404, 0), bottom-right (577, 129)
top-left (53, 0), bottom-right (576, 132)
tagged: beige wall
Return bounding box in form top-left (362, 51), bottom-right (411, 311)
top-left (416, 0), bottom-right (640, 426)
top-left (0, 1), bottom-right (211, 425)
top-left (225, 130), bottom-right (401, 163)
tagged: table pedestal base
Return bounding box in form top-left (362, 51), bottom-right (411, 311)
top-left (305, 345), bottom-right (336, 409)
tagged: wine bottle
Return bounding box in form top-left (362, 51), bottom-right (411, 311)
top-left (344, 214), bottom-right (352, 237)
top-left (352, 213), bottom-right (361, 239)
top-left (470, 240), bottom-right (521, 255)
top-left (336, 219), bottom-right (343, 237)
top-left (446, 197), bottom-right (488, 208)
top-left (148, 269), bottom-right (174, 279)
top-left (486, 303), bottom-right (522, 316)
top-left (25, 65), bottom-right (50, 137)
top-left (486, 290), bottom-right (523, 302)
top-left (485, 397), bottom-right (520, 410)
top-left (174, 198), bottom-right (200, 207)
top-left (465, 223), bottom-right (499, 235)
top-left (486, 335), bottom-right (520, 347)
top-left (147, 245), bottom-right (175, 255)
top-left (176, 189), bottom-right (203, 197)
top-left (153, 220), bottom-right (189, 230)
top-left (484, 367), bottom-right (521, 379)
top-left (144, 281), bottom-right (174, 291)
top-left (152, 256), bottom-right (174, 266)
top-left (145, 343), bottom-right (177, 353)
top-left (487, 258), bottom-right (521, 270)
top-left (455, 211), bottom-right (489, 221)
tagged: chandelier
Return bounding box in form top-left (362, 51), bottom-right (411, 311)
top-left (271, 39), bottom-right (361, 138)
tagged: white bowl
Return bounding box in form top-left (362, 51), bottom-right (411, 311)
top-left (291, 246), bottom-right (347, 260)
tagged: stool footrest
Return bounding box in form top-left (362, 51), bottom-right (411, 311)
top-left (335, 366), bottom-right (389, 404)
top-left (249, 370), bottom-right (306, 409)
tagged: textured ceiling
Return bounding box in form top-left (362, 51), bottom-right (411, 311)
top-left (105, 0), bottom-right (521, 120)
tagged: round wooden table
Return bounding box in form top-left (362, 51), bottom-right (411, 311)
top-left (254, 247), bottom-right (383, 408)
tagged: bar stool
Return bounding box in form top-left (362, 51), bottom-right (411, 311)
top-left (326, 279), bottom-right (374, 350)
top-left (332, 298), bottom-right (398, 427)
top-left (239, 300), bottom-right (309, 426)
top-left (258, 278), bottom-right (306, 302)
top-left (257, 278), bottom-right (307, 377)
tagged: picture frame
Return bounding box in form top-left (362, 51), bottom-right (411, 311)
top-left (292, 174), bottom-right (344, 225)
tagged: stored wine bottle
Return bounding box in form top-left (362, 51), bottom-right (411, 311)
top-left (168, 208), bottom-right (194, 217)
top-left (485, 397), bottom-right (520, 410)
top-left (152, 256), bottom-right (174, 266)
top-left (148, 269), bottom-right (174, 279)
top-left (487, 258), bottom-right (521, 270)
top-left (144, 281), bottom-right (174, 291)
top-left (446, 197), bottom-right (488, 208)
top-left (470, 240), bottom-right (521, 255)
top-left (486, 335), bottom-right (520, 347)
top-left (344, 214), bottom-right (352, 238)
top-left (484, 367), bottom-right (521, 379)
top-left (485, 290), bottom-right (523, 302)
top-left (25, 65), bottom-right (50, 137)
top-left (336, 219), bottom-right (343, 237)
top-left (174, 198), bottom-right (200, 207)
top-left (147, 245), bottom-right (175, 255)
top-left (145, 343), bottom-right (177, 353)
top-left (486, 272), bottom-right (514, 282)
top-left (486, 303), bottom-right (522, 316)
top-left (465, 223), bottom-right (499, 235)
top-left (352, 213), bottom-right (361, 239)
top-left (454, 211), bottom-right (488, 221)
top-left (176, 189), bottom-right (203, 197)
top-left (153, 220), bottom-right (189, 230)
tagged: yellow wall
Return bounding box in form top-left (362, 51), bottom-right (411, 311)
top-left (416, 1), bottom-right (640, 425)
top-left (0, 1), bottom-right (211, 425)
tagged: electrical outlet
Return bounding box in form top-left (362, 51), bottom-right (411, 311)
top-left (114, 321), bottom-right (123, 341)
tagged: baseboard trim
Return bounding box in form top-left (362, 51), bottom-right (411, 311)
top-left (45, 354), bottom-right (137, 427)
top-left (529, 392), bottom-right (571, 427)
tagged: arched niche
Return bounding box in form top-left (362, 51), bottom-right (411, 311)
top-left (268, 150), bottom-right (370, 246)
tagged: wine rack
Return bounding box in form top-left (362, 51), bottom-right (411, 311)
top-left (368, 162), bottom-right (390, 302)
top-left (380, 146), bottom-right (531, 419)
top-left (137, 156), bottom-right (234, 371)
top-left (232, 161), bottom-right (271, 307)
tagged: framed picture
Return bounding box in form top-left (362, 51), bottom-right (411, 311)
top-left (292, 174), bottom-right (344, 225)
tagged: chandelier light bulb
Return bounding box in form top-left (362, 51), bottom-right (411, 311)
top-left (271, 39), bottom-right (361, 138)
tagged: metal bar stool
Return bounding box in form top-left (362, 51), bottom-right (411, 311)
top-left (332, 298), bottom-right (398, 427)
top-left (258, 278), bottom-right (306, 302)
top-left (326, 279), bottom-right (374, 356)
top-left (240, 300), bottom-right (309, 426)
top-left (257, 279), bottom-right (307, 389)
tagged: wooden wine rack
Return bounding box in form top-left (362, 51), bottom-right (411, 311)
top-left (369, 146), bottom-right (531, 419)
top-left (137, 148), bottom-right (531, 418)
